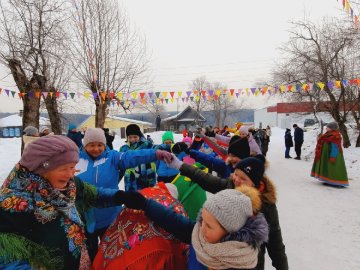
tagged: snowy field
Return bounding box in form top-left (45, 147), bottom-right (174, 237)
top-left (0, 127), bottom-right (359, 269)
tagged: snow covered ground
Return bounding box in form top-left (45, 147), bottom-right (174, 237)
top-left (1, 127), bottom-right (359, 269)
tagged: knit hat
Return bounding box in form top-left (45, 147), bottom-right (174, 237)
top-left (326, 122), bottom-right (339, 131)
top-left (68, 123), bottom-right (77, 131)
top-left (19, 135), bottom-right (79, 175)
top-left (235, 157), bottom-right (265, 188)
top-left (126, 124), bottom-right (142, 137)
top-left (203, 189), bottom-right (253, 233)
top-left (83, 128), bottom-right (106, 146)
top-left (23, 126), bottom-right (39, 136)
top-left (182, 136), bottom-right (193, 145)
top-left (238, 126), bottom-right (249, 135)
top-left (39, 126), bottom-right (49, 133)
top-left (162, 131), bottom-right (174, 143)
top-left (227, 136), bottom-right (250, 159)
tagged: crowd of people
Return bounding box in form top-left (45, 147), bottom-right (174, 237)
top-left (0, 119), bottom-right (349, 269)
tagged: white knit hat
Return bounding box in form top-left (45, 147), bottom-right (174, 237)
top-left (203, 189), bottom-right (252, 233)
top-left (83, 128), bottom-right (106, 146)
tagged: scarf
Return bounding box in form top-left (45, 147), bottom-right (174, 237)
top-left (191, 223), bottom-right (258, 269)
top-left (315, 130), bottom-right (343, 161)
top-left (0, 165), bottom-right (90, 269)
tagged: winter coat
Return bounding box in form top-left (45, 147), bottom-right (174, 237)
top-left (142, 198), bottom-right (267, 270)
top-left (284, 130), bottom-right (293, 148)
top-left (66, 130), bottom-right (84, 148)
top-left (76, 147), bottom-right (158, 231)
top-left (0, 166), bottom-right (119, 270)
top-left (311, 130), bottom-right (348, 186)
top-left (178, 163), bottom-right (289, 270)
top-left (104, 132), bottom-right (115, 150)
top-left (248, 133), bottom-right (262, 156)
top-left (189, 149), bottom-right (233, 178)
top-left (119, 139), bottom-right (157, 191)
top-left (293, 127), bottom-right (304, 144)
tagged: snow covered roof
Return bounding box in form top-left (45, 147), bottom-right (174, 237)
top-left (0, 114), bottom-right (50, 127)
top-left (162, 105), bottom-right (206, 121)
top-left (108, 115), bottom-right (152, 126)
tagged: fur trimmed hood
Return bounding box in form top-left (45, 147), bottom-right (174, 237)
top-left (261, 176), bottom-right (277, 205)
top-left (221, 213), bottom-right (269, 248)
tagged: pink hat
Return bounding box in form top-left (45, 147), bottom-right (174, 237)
top-left (182, 136), bottom-right (192, 144)
top-left (238, 126), bottom-right (249, 135)
top-left (19, 135), bottom-right (79, 175)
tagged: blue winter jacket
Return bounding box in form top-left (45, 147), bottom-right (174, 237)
top-left (189, 149), bottom-right (232, 178)
top-left (66, 131), bottom-right (83, 148)
top-left (76, 148), bottom-right (157, 231)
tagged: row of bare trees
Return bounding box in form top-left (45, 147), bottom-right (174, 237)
top-left (0, 0), bottom-right (149, 151)
top-left (273, 17), bottom-right (360, 147)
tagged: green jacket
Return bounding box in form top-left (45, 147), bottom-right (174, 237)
top-left (179, 163), bottom-right (289, 270)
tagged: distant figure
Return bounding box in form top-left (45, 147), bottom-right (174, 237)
top-left (146, 134), bottom-right (154, 144)
top-left (23, 125), bottom-right (39, 149)
top-left (293, 124), bottom-right (304, 160)
top-left (102, 128), bottom-right (115, 150)
top-left (39, 126), bottom-right (53, 137)
top-left (266, 125), bottom-right (272, 142)
top-left (284, 128), bottom-right (293, 158)
top-left (155, 115), bottom-right (161, 131)
top-left (311, 122), bottom-right (349, 187)
top-left (259, 129), bottom-right (270, 156)
top-left (66, 123), bottom-right (83, 148)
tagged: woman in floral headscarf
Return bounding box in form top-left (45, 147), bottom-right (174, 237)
top-left (311, 122), bottom-right (349, 187)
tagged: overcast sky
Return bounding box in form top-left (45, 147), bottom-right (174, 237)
top-left (0, 0), bottom-right (346, 113)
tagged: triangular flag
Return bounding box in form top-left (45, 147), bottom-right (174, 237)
top-left (316, 82), bottom-right (325, 90)
top-left (165, 98), bottom-right (169, 104)
top-left (280, 85), bottom-right (286, 92)
top-left (18, 92), bottom-right (23, 99)
top-left (170, 98), bottom-right (174, 103)
top-left (155, 92), bottom-right (161, 98)
top-left (235, 93), bottom-right (239, 98)
top-left (63, 92), bottom-right (68, 99)
top-left (131, 92), bottom-right (137, 99)
top-left (169, 91), bottom-right (175, 98)
top-left (148, 92), bottom-right (153, 99)
top-left (49, 92), bottom-right (53, 98)
top-left (190, 96), bottom-right (194, 102)
top-left (43, 92), bottom-right (48, 98)
top-left (92, 92), bottom-right (98, 99)
top-left (83, 92), bottom-right (90, 99)
top-left (101, 92), bottom-right (106, 100)
top-left (201, 90), bottom-right (206, 96)
top-left (208, 90), bottom-right (214, 96)
top-left (70, 92), bottom-right (75, 99)
top-left (193, 90), bottom-right (198, 95)
top-left (163, 92), bottom-right (168, 98)
top-left (5, 89), bottom-right (10, 96)
top-left (215, 89), bottom-right (222, 97)
top-left (117, 92), bottom-right (123, 100)
top-left (55, 91), bottom-right (60, 98)
top-left (327, 81), bottom-right (334, 90)
top-left (139, 92), bottom-right (146, 99)
top-left (229, 89), bottom-right (235, 96)
top-left (131, 100), bottom-right (136, 106)
top-left (195, 95), bottom-right (200, 102)
top-left (35, 91), bottom-right (41, 99)
top-left (177, 91), bottom-right (182, 98)
top-left (214, 95), bottom-right (218, 101)
top-left (109, 92), bottom-right (115, 99)
top-left (250, 88), bottom-right (256, 94)
top-left (11, 91), bottom-right (16, 98)
top-left (186, 91), bottom-right (192, 97)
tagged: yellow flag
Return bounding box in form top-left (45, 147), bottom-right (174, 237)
top-left (131, 92), bottom-right (137, 99)
top-left (316, 82), bottom-right (325, 90)
top-left (170, 98), bottom-right (174, 103)
top-left (163, 92), bottom-right (168, 98)
top-left (178, 91), bottom-right (182, 97)
top-left (195, 95), bottom-right (200, 101)
top-left (280, 85), bottom-right (286, 92)
top-left (335, 81), bottom-right (341, 88)
top-left (117, 92), bottom-right (123, 99)
top-left (302, 83), bottom-right (308, 90)
top-left (84, 92), bottom-right (90, 99)
top-left (215, 89), bottom-right (222, 97)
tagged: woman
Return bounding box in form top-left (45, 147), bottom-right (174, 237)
top-left (0, 135), bottom-right (127, 269)
top-left (284, 128), bottom-right (293, 158)
top-left (311, 122), bottom-right (349, 187)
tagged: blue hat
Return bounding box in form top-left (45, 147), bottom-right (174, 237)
top-left (68, 123), bottom-right (77, 131)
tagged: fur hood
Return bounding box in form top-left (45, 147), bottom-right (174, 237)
top-left (261, 176), bottom-right (277, 205)
top-left (221, 213), bottom-right (269, 248)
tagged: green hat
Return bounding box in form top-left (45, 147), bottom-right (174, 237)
top-left (162, 131), bottom-right (174, 143)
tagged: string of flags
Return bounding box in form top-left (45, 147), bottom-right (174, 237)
top-left (340, 0), bottom-right (360, 29)
top-left (0, 78), bottom-right (359, 107)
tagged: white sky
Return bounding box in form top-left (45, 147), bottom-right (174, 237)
top-left (0, 0), bottom-right (349, 113)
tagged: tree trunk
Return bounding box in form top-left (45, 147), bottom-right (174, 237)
top-left (338, 122), bottom-right (351, 148)
top-left (7, 59), bottom-right (40, 153)
top-left (44, 88), bottom-right (62, 134)
top-left (95, 100), bottom-right (107, 128)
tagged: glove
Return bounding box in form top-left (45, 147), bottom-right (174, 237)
top-left (166, 154), bottom-right (183, 170)
top-left (156, 150), bottom-right (173, 163)
top-left (121, 191), bottom-right (147, 210)
top-left (329, 157), bottom-right (336, 163)
top-left (113, 190), bottom-right (126, 205)
top-left (172, 142), bottom-right (188, 155)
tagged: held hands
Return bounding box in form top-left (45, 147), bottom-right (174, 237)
top-left (156, 150), bottom-right (173, 163)
top-left (165, 154), bottom-right (183, 170)
top-left (172, 142), bottom-right (189, 155)
top-left (114, 190), bottom-right (147, 210)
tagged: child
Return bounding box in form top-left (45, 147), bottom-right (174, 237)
top-left (166, 155), bottom-right (289, 270)
top-left (22, 125), bottom-right (39, 149)
top-left (66, 123), bottom-right (84, 148)
top-left (119, 124), bottom-right (157, 191)
top-left (120, 186), bottom-right (268, 269)
top-left (284, 128), bottom-right (293, 158)
top-left (0, 135), bottom-right (129, 270)
top-left (76, 128), bottom-right (172, 260)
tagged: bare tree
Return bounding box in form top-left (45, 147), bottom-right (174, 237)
top-left (204, 81), bottom-right (238, 128)
top-left (70, 0), bottom-right (150, 128)
top-left (273, 17), bottom-right (360, 147)
top-left (0, 0), bottom-right (69, 142)
top-left (189, 76), bottom-right (210, 126)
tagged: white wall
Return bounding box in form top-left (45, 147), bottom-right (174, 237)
top-left (254, 108), bottom-right (277, 128)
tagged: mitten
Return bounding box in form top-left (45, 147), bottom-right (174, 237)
top-left (172, 142), bottom-right (188, 155)
top-left (166, 154), bottom-right (183, 170)
top-left (123, 191), bottom-right (147, 210)
top-left (156, 150), bottom-right (173, 163)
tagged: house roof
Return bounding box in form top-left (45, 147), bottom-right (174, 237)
top-left (0, 114), bottom-right (50, 128)
top-left (162, 105), bottom-right (206, 121)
